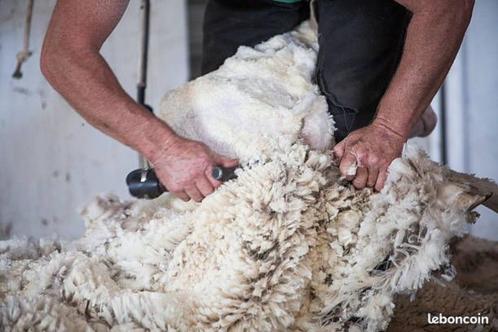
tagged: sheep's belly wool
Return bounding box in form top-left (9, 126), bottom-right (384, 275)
top-left (0, 22), bottom-right (492, 332)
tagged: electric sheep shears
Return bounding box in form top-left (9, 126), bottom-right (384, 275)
top-left (126, 166), bottom-right (238, 199)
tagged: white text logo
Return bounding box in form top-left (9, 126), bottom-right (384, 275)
top-left (427, 313), bottom-right (489, 325)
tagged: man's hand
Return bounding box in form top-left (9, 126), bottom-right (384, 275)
top-left (332, 121), bottom-right (406, 191)
top-left (337, 0), bottom-right (473, 192)
top-left (333, 0), bottom-right (473, 192)
top-left (151, 137), bottom-right (238, 202)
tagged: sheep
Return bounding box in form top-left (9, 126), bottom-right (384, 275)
top-left (0, 21), bottom-right (495, 332)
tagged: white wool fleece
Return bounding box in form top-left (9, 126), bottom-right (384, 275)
top-left (0, 21), bottom-right (489, 332)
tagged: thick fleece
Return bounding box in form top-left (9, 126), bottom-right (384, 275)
top-left (0, 22), bottom-right (491, 332)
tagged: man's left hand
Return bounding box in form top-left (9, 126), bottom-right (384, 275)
top-left (332, 122), bottom-right (406, 191)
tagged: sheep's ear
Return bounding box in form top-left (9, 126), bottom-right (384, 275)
top-left (445, 169), bottom-right (498, 213)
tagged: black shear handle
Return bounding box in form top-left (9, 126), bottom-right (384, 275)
top-left (126, 166), bottom-right (237, 199)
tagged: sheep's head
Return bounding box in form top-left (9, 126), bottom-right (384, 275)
top-left (436, 182), bottom-right (490, 222)
top-left (383, 147), bottom-right (492, 228)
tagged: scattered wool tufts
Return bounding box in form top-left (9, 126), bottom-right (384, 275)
top-left (0, 21), bottom-right (494, 331)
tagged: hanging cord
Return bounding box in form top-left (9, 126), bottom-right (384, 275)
top-left (12, 0), bottom-right (35, 79)
top-left (137, 0), bottom-right (152, 169)
top-left (137, 0), bottom-right (150, 107)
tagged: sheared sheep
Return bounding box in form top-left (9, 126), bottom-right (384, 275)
top-left (0, 21), bottom-right (496, 332)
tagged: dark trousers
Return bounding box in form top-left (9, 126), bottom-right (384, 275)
top-left (202, 0), bottom-right (411, 142)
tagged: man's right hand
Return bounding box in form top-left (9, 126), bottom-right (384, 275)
top-left (151, 137), bottom-right (238, 202)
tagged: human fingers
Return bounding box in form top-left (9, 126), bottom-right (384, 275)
top-left (339, 151), bottom-right (358, 181)
top-left (215, 155), bottom-right (239, 168)
top-left (185, 185), bottom-right (203, 202)
top-left (208, 154), bottom-right (239, 187)
top-left (352, 166), bottom-right (368, 189)
top-left (205, 166), bottom-right (222, 188)
top-left (196, 176), bottom-right (214, 197)
top-left (375, 169), bottom-right (389, 192)
top-left (332, 141), bottom-right (346, 162)
top-left (172, 191), bottom-right (190, 202)
top-left (367, 166), bottom-right (379, 188)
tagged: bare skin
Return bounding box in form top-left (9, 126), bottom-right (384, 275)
top-left (41, 0), bottom-right (237, 202)
top-left (42, 0), bottom-right (473, 198)
top-left (409, 105), bottom-right (438, 138)
top-left (333, 0), bottom-right (474, 191)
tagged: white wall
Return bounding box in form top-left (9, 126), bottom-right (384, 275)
top-left (0, 0), bottom-right (188, 239)
top-left (457, 0), bottom-right (498, 240)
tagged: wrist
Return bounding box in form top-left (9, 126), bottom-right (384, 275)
top-left (134, 114), bottom-right (182, 164)
top-left (371, 117), bottom-right (409, 143)
top-left (372, 115), bottom-right (411, 141)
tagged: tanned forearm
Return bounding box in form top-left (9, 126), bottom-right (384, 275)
top-left (375, 0), bottom-right (474, 138)
top-left (333, 0), bottom-right (474, 191)
top-left (41, 0), bottom-right (237, 202)
top-left (41, 45), bottom-right (178, 163)
top-left (41, 0), bottom-right (178, 164)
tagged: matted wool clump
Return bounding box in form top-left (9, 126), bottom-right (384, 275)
top-left (0, 22), bottom-right (492, 331)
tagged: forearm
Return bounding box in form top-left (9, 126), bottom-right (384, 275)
top-left (41, 46), bottom-right (178, 162)
top-left (375, 0), bottom-right (474, 138)
top-left (39, 0), bottom-right (232, 202)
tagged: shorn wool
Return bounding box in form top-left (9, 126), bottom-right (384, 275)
top-left (0, 22), bottom-right (493, 331)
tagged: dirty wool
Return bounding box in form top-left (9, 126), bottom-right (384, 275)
top-left (0, 22), bottom-right (489, 331)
